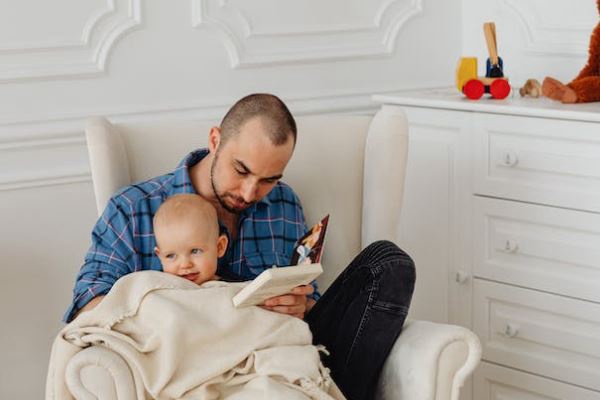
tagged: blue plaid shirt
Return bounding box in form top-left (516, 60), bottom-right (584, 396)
top-left (64, 149), bottom-right (317, 322)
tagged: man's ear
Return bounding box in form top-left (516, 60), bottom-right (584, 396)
top-left (208, 126), bottom-right (222, 153)
top-left (154, 246), bottom-right (160, 257)
top-left (217, 234), bottom-right (228, 257)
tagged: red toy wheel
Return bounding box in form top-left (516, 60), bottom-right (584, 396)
top-left (490, 79), bottom-right (510, 99)
top-left (463, 79), bottom-right (485, 100)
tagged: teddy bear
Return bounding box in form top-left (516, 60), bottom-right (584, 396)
top-left (542, 0), bottom-right (600, 103)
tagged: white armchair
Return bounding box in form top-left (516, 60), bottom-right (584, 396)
top-left (65, 108), bottom-right (481, 399)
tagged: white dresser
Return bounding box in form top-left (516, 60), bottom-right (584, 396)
top-left (374, 89), bottom-right (600, 400)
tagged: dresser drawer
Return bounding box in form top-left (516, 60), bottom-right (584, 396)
top-left (473, 279), bottom-right (600, 391)
top-left (473, 113), bottom-right (600, 212)
top-left (473, 196), bottom-right (600, 303)
top-left (474, 362), bottom-right (600, 400)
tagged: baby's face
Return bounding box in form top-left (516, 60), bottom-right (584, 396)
top-left (155, 219), bottom-right (225, 285)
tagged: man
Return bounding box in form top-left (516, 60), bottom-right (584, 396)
top-left (66, 93), bottom-right (415, 400)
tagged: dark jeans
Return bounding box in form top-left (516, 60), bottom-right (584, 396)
top-left (305, 240), bottom-right (416, 400)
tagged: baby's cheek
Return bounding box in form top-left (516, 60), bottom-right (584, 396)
top-left (162, 263), bottom-right (177, 274)
top-left (209, 263), bottom-right (218, 274)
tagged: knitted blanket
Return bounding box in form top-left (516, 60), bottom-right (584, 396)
top-left (46, 271), bottom-right (343, 399)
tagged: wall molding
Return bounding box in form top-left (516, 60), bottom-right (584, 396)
top-left (0, 87), bottom-right (409, 126)
top-left (0, 87), bottom-right (415, 191)
top-left (502, 0), bottom-right (594, 57)
top-left (0, 173), bottom-right (92, 192)
top-left (191, 0), bottom-right (423, 67)
top-left (0, 132), bottom-right (90, 192)
top-left (0, 0), bottom-right (142, 83)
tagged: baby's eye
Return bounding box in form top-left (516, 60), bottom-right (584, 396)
top-left (191, 248), bottom-right (203, 255)
top-left (165, 253), bottom-right (176, 260)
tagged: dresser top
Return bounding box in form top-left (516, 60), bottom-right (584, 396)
top-left (373, 87), bottom-right (600, 123)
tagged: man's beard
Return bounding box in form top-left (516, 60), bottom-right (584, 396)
top-left (210, 152), bottom-right (254, 214)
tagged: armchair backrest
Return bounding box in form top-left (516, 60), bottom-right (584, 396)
top-left (85, 110), bottom-right (408, 290)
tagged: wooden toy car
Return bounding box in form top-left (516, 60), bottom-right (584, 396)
top-left (456, 22), bottom-right (510, 100)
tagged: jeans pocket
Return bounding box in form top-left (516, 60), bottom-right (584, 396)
top-left (372, 300), bottom-right (409, 315)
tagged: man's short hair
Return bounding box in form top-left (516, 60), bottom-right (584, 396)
top-left (219, 93), bottom-right (296, 146)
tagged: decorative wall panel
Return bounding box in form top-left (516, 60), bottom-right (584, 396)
top-left (192, 0), bottom-right (423, 67)
top-left (0, 0), bottom-right (141, 82)
top-left (502, 0), bottom-right (597, 56)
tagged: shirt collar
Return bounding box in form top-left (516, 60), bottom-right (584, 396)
top-left (169, 148), bottom-right (208, 196)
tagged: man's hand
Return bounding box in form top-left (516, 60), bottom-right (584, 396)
top-left (262, 285), bottom-right (315, 319)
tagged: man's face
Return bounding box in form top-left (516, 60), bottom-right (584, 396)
top-left (210, 117), bottom-right (294, 214)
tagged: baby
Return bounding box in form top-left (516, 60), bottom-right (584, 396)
top-left (153, 193), bottom-right (228, 285)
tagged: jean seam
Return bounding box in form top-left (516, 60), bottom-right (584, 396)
top-left (343, 264), bottom-right (382, 367)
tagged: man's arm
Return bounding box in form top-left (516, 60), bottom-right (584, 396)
top-left (64, 197), bottom-right (137, 322)
top-left (257, 183), bottom-right (321, 319)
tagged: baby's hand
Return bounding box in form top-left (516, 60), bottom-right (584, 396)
top-left (261, 285), bottom-right (314, 319)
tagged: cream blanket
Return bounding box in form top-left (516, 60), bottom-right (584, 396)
top-left (46, 271), bottom-right (344, 399)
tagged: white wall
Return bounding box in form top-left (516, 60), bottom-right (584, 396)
top-left (461, 0), bottom-right (597, 87)
top-left (0, 1), bottom-right (460, 398)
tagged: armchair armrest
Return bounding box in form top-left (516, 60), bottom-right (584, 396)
top-left (63, 320), bottom-right (480, 400)
top-left (65, 346), bottom-right (137, 400)
top-left (376, 320), bottom-right (481, 400)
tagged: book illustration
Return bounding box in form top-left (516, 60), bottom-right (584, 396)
top-left (290, 215), bottom-right (329, 266)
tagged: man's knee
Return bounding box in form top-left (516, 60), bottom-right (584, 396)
top-left (366, 241), bottom-right (416, 310)
top-left (364, 240), bottom-right (415, 274)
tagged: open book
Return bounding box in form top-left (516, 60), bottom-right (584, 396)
top-left (232, 215), bottom-right (329, 308)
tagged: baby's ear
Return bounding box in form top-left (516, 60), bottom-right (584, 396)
top-left (154, 246), bottom-right (160, 257)
top-left (217, 234), bottom-right (228, 257)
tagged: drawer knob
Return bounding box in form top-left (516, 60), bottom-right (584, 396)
top-left (503, 239), bottom-right (519, 253)
top-left (501, 151), bottom-right (519, 167)
top-left (504, 323), bottom-right (519, 338)
top-left (455, 271), bottom-right (470, 284)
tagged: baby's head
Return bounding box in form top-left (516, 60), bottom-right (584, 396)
top-left (153, 194), bottom-right (228, 285)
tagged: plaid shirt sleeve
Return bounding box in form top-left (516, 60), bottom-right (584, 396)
top-left (63, 197), bottom-right (138, 322)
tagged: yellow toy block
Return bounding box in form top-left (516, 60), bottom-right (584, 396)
top-left (456, 57), bottom-right (478, 91)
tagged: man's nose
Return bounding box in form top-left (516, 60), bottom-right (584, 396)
top-left (240, 179), bottom-right (258, 203)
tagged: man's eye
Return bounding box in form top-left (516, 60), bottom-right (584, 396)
top-left (191, 248), bottom-right (203, 255)
top-left (235, 169), bottom-right (248, 176)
